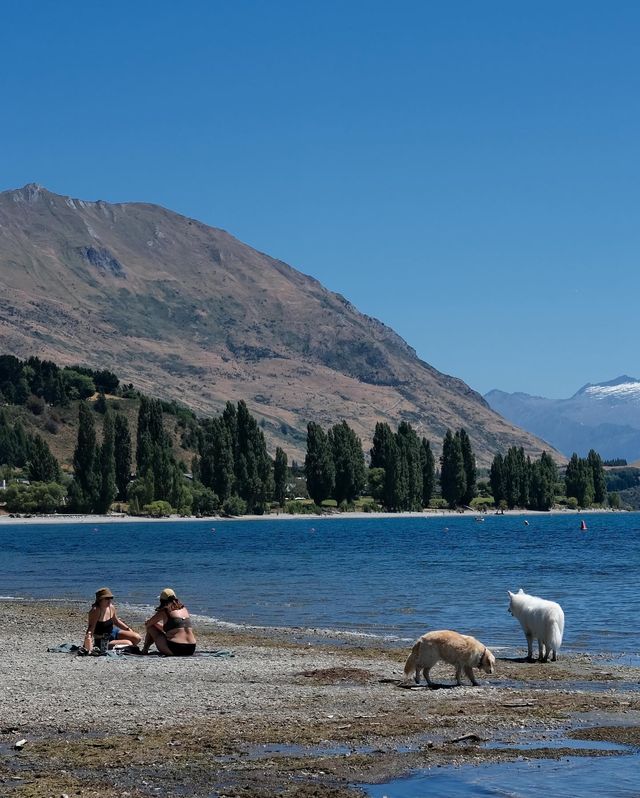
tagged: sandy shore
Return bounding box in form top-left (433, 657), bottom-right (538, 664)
top-left (0, 507), bottom-right (623, 525)
top-left (1, 601), bottom-right (639, 797)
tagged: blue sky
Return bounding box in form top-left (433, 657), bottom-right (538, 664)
top-left (2, 1), bottom-right (639, 398)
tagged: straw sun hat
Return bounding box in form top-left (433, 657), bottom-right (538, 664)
top-left (95, 587), bottom-right (114, 601)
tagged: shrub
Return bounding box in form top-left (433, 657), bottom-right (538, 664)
top-left (470, 496), bottom-right (493, 510)
top-left (44, 416), bottom-right (60, 434)
top-left (3, 482), bottom-right (66, 513)
top-left (26, 394), bottom-right (45, 415)
top-left (142, 500), bottom-right (174, 517)
top-left (222, 495), bottom-right (247, 516)
top-left (359, 500), bottom-right (378, 513)
top-left (429, 498), bottom-right (449, 510)
top-left (285, 500), bottom-right (321, 515)
top-left (566, 497), bottom-right (579, 510)
top-left (191, 484), bottom-right (220, 516)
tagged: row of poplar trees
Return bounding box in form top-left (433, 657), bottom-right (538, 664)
top-left (489, 448), bottom-right (558, 511)
top-left (68, 397), bottom-right (288, 515)
top-left (489, 447), bottom-right (607, 510)
top-left (305, 420), bottom-right (477, 511)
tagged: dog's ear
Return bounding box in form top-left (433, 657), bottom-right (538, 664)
top-left (518, 588), bottom-right (524, 594)
top-left (507, 591), bottom-right (513, 598)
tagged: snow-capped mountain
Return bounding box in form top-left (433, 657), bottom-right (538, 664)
top-left (485, 376), bottom-right (640, 462)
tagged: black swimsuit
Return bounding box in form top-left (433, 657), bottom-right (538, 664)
top-left (164, 610), bottom-right (195, 656)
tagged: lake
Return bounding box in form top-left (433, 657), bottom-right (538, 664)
top-left (1, 512), bottom-right (638, 654)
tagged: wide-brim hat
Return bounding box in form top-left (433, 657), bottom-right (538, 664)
top-left (95, 587), bottom-right (114, 601)
top-left (159, 587), bottom-right (176, 602)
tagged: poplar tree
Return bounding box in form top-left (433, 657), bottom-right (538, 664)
top-left (420, 438), bottom-right (435, 507)
top-left (114, 413), bottom-right (132, 500)
top-left (305, 422), bottom-right (335, 505)
top-left (440, 429), bottom-right (466, 508)
top-left (329, 421), bottom-right (365, 504)
top-left (458, 428), bottom-right (477, 505)
top-left (69, 401), bottom-right (98, 512)
top-left (200, 418), bottom-right (235, 502)
top-left (274, 447), bottom-right (288, 506)
top-left (588, 449), bottom-right (607, 505)
top-left (370, 422), bottom-right (395, 469)
top-left (490, 453), bottom-right (506, 506)
top-left (96, 411), bottom-right (117, 513)
top-left (396, 422), bottom-right (423, 510)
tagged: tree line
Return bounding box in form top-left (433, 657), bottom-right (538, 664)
top-left (490, 447), bottom-right (608, 510)
top-left (0, 353), bottom-right (618, 514)
top-left (0, 354), bottom-right (126, 408)
top-left (304, 420), bottom-right (475, 511)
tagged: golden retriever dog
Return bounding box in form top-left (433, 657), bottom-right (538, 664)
top-left (403, 630), bottom-right (495, 687)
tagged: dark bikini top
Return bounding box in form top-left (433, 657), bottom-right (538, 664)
top-left (164, 611), bottom-right (193, 633)
top-left (94, 615), bottom-right (114, 636)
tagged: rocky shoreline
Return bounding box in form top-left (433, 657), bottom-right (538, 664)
top-left (1, 600), bottom-right (639, 797)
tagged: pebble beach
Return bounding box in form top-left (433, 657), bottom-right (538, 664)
top-left (2, 599), bottom-right (640, 797)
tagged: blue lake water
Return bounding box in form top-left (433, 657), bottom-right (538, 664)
top-left (1, 512), bottom-right (639, 653)
top-left (363, 754), bottom-right (640, 798)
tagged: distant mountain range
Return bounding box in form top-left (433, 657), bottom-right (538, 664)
top-left (0, 184), bottom-right (555, 464)
top-left (485, 376), bottom-right (640, 462)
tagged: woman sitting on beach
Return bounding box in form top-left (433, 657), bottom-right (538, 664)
top-left (83, 587), bottom-right (142, 651)
top-left (142, 588), bottom-right (197, 657)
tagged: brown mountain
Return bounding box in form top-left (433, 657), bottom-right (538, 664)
top-left (0, 183), bottom-right (557, 464)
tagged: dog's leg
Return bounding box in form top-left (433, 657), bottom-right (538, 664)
top-left (424, 667), bottom-right (434, 686)
top-left (526, 631), bottom-right (534, 661)
top-left (414, 667), bottom-right (421, 684)
top-left (465, 665), bottom-right (478, 685)
top-left (550, 649), bottom-right (557, 662)
top-left (455, 665), bottom-right (464, 686)
top-left (538, 639), bottom-right (546, 662)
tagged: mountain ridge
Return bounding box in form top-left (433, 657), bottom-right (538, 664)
top-left (485, 376), bottom-right (640, 461)
top-left (0, 183), bottom-right (555, 464)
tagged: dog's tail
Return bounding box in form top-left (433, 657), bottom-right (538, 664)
top-left (548, 617), bottom-right (563, 651)
top-left (403, 640), bottom-right (421, 679)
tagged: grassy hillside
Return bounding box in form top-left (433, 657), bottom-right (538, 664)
top-left (3, 395), bottom-right (196, 474)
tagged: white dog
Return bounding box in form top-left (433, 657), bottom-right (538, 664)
top-left (508, 589), bottom-right (565, 662)
top-left (403, 630), bottom-right (496, 687)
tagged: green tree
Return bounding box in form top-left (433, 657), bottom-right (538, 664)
top-left (114, 413), bottom-right (132, 500)
top-left (367, 467), bottom-right (385, 504)
top-left (489, 453), bottom-right (506, 506)
top-left (396, 422), bottom-right (423, 510)
top-left (95, 411), bottom-right (117, 513)
top-left (420, 438), bottom-right (435, 507)
top-left (588, 449), bottom-right (607, 505)
top-left (95, 391), bottom-right (108, 414)
top-left (458, 429), bottom-right (477, 505)
top-left (27, 434), bottom-right (60, 483)
top-left (200, 418), bottom-right (235, 501)
top-left (4, 482), bottom-right (66, 513)
top-left (305, 422), bottom-right (335, 505)
top-left (329, 421), bottom-right (365, 504)
top-left (232, 400), bottom-right (273, 513)
top-left (274, 447), bottom-right (288, 506)
top-left (62, 369), bottom-right (96, 400)
top-left (370, 422), bottom-right (395, 469)
top-left (440, 429), bottom-right (466, 508)
top-left (565, 452), bottom-right (595, 507)
top-left (191, 484), bottom-right (220, 516)
top-left (68, 401), bottom-right (99, 512)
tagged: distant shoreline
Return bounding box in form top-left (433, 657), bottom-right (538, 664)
top-left (0, 507), bottom-right (630, 525)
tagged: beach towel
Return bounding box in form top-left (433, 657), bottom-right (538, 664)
top-left (47, 643), bottom-right (234, 658)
